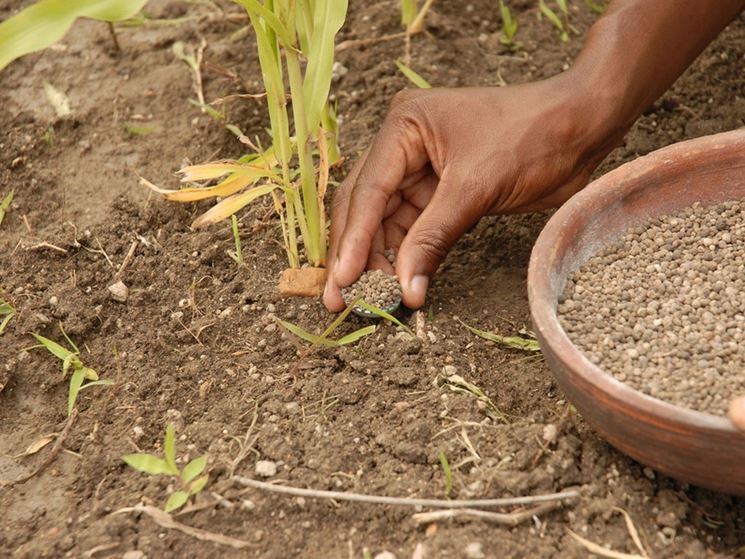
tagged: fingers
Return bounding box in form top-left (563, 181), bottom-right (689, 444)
top-left (323, 151), bottom-right (369, 311)
top-left (728, 396), bottom-right (745, 430)
top-left (333, 98), bottom-right (429, 289)
top-left (395, 172), bottom-right (485, 308)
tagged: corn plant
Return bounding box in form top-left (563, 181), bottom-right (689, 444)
top-left (499, 0), bottom-right (522, 50)
top-left (30, 325), bottom-right (112, 415)
top-left (0, 0), bottom-right (148, 71)
top-left (123, 423), bottom-right (209, 513)
top-left (144, 1), bottom-right (348, 270)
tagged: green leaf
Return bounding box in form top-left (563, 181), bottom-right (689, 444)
top-left (123, 453), bottom-right (177, 475)
top-left (181, 455), bottom-right (207, 483)
top-left (460, 320), bottom-right (540, 352)
top-left (164, 423), bottom-right (177, 474)
top-left (556, 0), bottom-right (569, 15)
top-left (68, 367), bottom-right (85, 415)
top-left (438, 451), bottom-right (453, 498)
top-left (335, 326), bottom-right (377, 345)
top-left (539, 0), bottom-right (567, 40)
top-left (59, 322), bottom-right (80, 354)
top-left (0, 0), bottom-right (149, 72)
top-left (0, 300), bottom-right (15, 335)
top-left (277, 318), bottom-right (339, 348)
top-left (400, 0), bottom-right (417, 27)
top-left (302, 0), bottom-right (348, 135)
top-left (235, 0), bottom-right (292, 46)
top-left (188, 474), bottom-right (209, 495)
top-left (355, 301), bottom-right (414, 335)
top-left (164, 490), bottom-right (190, 512)
top-left (0, 189), bottom-right (14, 227)
top-left (31, 333), bottom-right (74, 361)
top-left (395, 60), bottom-right (432, 89)
top-left (78, 378), bottom-right (113, 390)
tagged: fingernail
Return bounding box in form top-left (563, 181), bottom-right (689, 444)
top-left (409, 274), bottom-right (429, 301)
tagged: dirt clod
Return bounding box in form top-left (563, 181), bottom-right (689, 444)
top-left (559, 200), bottom-right (745, 415)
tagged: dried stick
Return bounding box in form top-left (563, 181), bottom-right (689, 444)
top-left (116, 240), bottom-right (138, 278)
top-left (412, 501), bottom-right (564, 526)
top-left (113, 504), bottom-right (254, 549)
top-left (1, 409), bottom-right (78, 488)
top-left (233, 476), bottom-right (579, 509)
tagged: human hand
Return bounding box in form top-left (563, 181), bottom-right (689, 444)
top-left (324, 77), bottom-right (623, 311)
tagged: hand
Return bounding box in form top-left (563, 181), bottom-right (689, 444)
top-left (729, 397), bottom-right (745, 430)
top-left (324, 77), bottom-right (622, 311)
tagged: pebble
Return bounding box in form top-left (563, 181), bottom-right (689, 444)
top-left (373, 553), bottom-right (397, 559)
top-left (48, 296), bottom-right (58, 306)
top-left (255, 460), bottom-right (278, 477)
top-left (465, 542), bottom-right (485, 559)
top-left (559, 200), bottom-right (745, 415)
top-left (108, 281), bottom-right (129, 303)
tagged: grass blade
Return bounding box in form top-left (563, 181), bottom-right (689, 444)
top-left (0, 300), bottom-right (15, 335)
top-left (0, 189), bottom-right (14, 227)
top-left (438, 451), bottom-right (453, 498)
top-left (140, 174), bottom-right (258, 202)
top-left (400, 0), bottom-right (418, 27)
top-left (335, 325), bottom-right (377, 345)
top-left (277, 319), bottom-right (340, 348)
top-left (301, 0), bottom-right (348, 135)
top-left (395, 60), bottom-right (431, 89)
top-left (68, 368), bottom-right (85, 416)
top-left (0, 0), bottom-right (148, 71)
top-left (355, 301), bottom-right (414, 335)
top-left (31, 333), bottom-right (74, 361)
top-left (438, 373), bottom-right (508, 423)
top-left (459, 319), bottom-right (540, 352)
top-left (191, 184), bottom-right (278, 228)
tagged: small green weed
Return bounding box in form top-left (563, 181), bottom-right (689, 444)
top-left (0, 189), bottom-right (14, 227)
top-left (538, 0), bottom-right (569, 42)
top-left (460, 319), bottom-right (540, 352)
top-left (438, 450), bottom-right (453, 498)
top-left (30, 324), bottom-right (112, 415)
top-left (227, 214), bottom-right (244, 265)
top-left (123, 423), bottom-right (209, 513)
top-left (499, 0), bottom-right (522, 50)
top-left (395, 60), bottom-right (431, 89)
top-left (0, 298), bottom-right (15, 335)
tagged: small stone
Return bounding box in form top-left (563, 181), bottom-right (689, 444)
top-left (48, 296), bottom-right (58, 306)
top-left (122, 552), bottom-right (146, 559)
top-left (266, 303), bottom-right (276, 313)
top-left (643, 467), bottom-right (656, 480)
top-left (442, 365), bottom-right (457, 376)
top-left (132, 426), bottom-right (144, 439)
top-left (542, 423), bottom-right (558, 444)
top-left (255, 460), bottom-right (278, 477)
top-left (108, 281), bottom-right (129, 303)
top-left (465, 542), bottom-right (485, 559)
top-left (373, 553), bottom-right (397, 559)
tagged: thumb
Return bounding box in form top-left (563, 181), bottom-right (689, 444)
top-left (728, 396), bottom-right (745, 430)
top-left (396, 175), bottom-right (484, 309)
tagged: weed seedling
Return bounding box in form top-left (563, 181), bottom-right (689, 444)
top-left (538, 0), bottom-right (569, 42)
top-left (395, 60), bottom-right (432, 89)
top-left (123, 423), bottom-right (209, 513)
top-left (0, 298), bottom-right (15, 335)
top-left (499, 0), bottom-right (522, 50)
top-left (0, 189), bottom-right (14, 227)
top-left (459, 319), bottom-right (540, 352)
top-left (227, 214), bottom-right (244, 265)
top-left (30, 324), bottom-right (112, 415)
top-left (438, 450), bottom-right (453, 498)
top-left (584, 0), bottom-right (606, 13)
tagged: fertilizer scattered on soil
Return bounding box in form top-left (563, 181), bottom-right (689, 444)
top-left (559, 200), bottom-right (745, 415)
top-left (342, 269), bottom-right (402, 310)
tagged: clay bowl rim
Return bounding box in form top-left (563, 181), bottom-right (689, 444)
top-left (528, 128), bottom-right (745, 435)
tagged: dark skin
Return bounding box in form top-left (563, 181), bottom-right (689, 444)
top-left (324, 0), bottom-right (745, 428)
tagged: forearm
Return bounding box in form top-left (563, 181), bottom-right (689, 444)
top-left (570, 0), bottom-right (745, 142)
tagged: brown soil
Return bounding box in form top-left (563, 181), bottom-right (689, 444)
top-left (2, 1), bottom-right (745, 557)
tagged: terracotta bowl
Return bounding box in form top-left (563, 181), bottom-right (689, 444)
top-left (528, 128), bottom-right (745, 495)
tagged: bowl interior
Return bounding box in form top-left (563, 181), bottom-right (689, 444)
top-left (531, 129), bottom-right (745, 431)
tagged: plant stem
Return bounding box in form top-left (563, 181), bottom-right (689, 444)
top-left (285, 46), bottom-right (323, 266)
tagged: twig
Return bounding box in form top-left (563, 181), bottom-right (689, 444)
top-left (412, 501), bottom-right (564, 526)
top-left (233, 476), bottom-right (579, 509)
top-left (107, 22), bottom-right (121, 53)
top-left (83, 542), bottom-right (121, 558)
top-left (95, 238), bottom-right (114, 268)
top-left (113, 504), bottom-right (254, 549)
top-left (26, 241), bottom-right (68, 254)
top-left (567, 529), bottom-right (647, 559)
top-left (116, 240), bottom-right (138, 277)
top-left (1, 409), bottom-right (78, 488)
